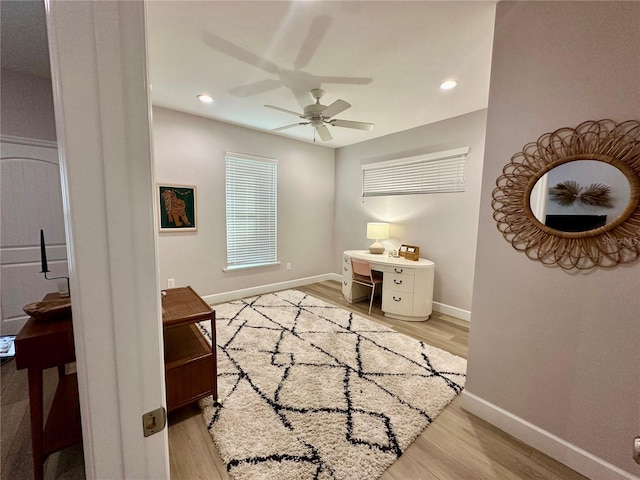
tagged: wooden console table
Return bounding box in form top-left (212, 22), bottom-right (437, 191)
top-left (162, 286), bottom-right (218, 411)
top-left (15, 293), bottom-right (82, 480)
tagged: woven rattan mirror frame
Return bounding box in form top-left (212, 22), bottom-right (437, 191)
top-left (492, 119), bottom-right (640, 270)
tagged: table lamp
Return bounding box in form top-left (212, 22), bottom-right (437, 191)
top-left (367, 222), bottom-right (389, 254)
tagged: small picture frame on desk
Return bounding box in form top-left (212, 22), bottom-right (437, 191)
top-left (399, 244), bottom-right (420, 261)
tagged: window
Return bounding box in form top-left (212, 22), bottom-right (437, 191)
top-left (225, 153), bottom-right (278, 270)
top-left (362, 147), bottom-right (469, 197)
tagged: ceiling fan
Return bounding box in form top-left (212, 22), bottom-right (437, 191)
top-left (265, 89), bottom-right (374, 141)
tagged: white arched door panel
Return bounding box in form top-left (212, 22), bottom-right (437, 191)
top-left (0, 139), bottom-right (68, 334)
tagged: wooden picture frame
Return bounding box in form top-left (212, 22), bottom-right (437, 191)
top-left (157, 184), bottom-right (197, 232)
top-left (399, 244), bottom-right (420, 261)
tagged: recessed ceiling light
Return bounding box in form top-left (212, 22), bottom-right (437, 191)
top-left (440, 80), bottom-right (458, 90)
top-left (197, 94), bottom-right (214, 104)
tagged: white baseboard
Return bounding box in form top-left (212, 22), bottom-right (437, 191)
top-left (204, 274), bottom-right (473, 322)
top-left (202, 273), bottom-right (342, 305)
top-left (432, 301), bottom-right (470, 321)
top-left (459, 391), bottom-right (640, 480)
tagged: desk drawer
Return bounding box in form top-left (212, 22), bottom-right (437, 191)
top-left (383, 265), bottom-right (415, 276)
top-left (382, 290), bottom-right (414, 317)
top-left (384, 273), bottom-right (414, 293)
top-left (342, 278), bottom-right (351, 299)
top-left (342, 257), bottom-right (352, 278)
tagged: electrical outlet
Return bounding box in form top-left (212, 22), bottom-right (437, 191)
top-left (167, 278), bottom-right (175, 288)
top-left (286, 263), bottom-right (291, 271)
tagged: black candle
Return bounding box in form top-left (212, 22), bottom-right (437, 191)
top-left (40, 229), bottom-right (49, 273)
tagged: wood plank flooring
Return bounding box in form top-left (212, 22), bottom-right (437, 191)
top-left (1, 280), bottom-right (587, 479)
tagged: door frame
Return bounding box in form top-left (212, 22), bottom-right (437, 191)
top-left (45, 1), bottom-right (169, 477)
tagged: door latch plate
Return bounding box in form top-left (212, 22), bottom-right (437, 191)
top-left (142, 407), bottom-right (166, 437)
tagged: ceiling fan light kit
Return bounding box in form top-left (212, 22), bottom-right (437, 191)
top-left (265, 88), bottom-right (374, 142)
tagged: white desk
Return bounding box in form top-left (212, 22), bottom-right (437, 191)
top-left (342, 250), bottom-right (435, 321)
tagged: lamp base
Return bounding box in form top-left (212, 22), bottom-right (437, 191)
top-left (368, 241), bottom-right (385, 254)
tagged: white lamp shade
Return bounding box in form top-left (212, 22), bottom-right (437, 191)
top-left (367, 222), bottom-right (389, 240)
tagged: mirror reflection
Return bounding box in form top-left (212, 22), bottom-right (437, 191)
top-left (530, 160), bottom-right (631, 233)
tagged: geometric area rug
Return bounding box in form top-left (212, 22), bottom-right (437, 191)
top-left (197, 289), bottom-right (466, 480)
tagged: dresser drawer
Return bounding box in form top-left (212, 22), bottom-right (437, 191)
top-left (384, 272), bottom-right (414, 293)
top-left (382, 290), bottom-right (414, 317)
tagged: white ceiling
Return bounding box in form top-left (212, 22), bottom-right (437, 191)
top-left (2, 1), bottom-right (496, 149)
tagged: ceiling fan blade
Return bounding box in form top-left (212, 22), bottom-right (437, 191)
top-left (229, 79), bottom-right (282, 97)
top-left (321, 99), bottom-right (351, 119)
top-left (273, 122), bottom-right (309, 131)
top-left (318, 76), bottom-right (373, 85)
top-left (294, 15), bottom-right (331, 70)
top-left (330, 119), bottom-right (375, 131)
top-left (265, 105), bottom-right (304, 118)
top-left (316, 124), bottom-right (332, 141)
top-left (202, 32), bottom-right (279, 74)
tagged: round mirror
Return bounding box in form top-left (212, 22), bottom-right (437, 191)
top-left (530, 160), bottom-right (633, 233)
top-left (492, 119), bottom-right (640, 270)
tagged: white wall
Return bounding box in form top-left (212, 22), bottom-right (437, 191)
top-left (334, 110), bottom-right (487, 315)
top-left (153, 107), bottom-right (336, 297)
top-left (465, 2), bottom-right (640, 478)
top-left (1, 69), bottom-right (57, 141)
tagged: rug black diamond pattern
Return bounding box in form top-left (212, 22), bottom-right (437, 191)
top-left (198, 289), bottom-right (466, 480)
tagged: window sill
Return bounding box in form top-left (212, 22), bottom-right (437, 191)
top-left (223, 261), bottom-right (281, 272)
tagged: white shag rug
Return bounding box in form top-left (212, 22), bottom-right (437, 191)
top-left (198, 289), bottom-right (466, 480)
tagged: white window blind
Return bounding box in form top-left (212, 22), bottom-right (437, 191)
top-left (362, 147), bottom-right (469, 197)
top-left (225, 152), bottom-right (278, 269)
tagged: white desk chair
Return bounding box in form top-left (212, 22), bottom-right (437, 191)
top-left (351, 258), bottom-right (383, 315)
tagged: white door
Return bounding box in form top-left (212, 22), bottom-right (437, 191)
top-left (0, 139), bottom-right (68, 335)
top-left (46, 1), bottom-right (169, 478)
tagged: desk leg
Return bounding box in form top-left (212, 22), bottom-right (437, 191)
top-left (27, 367), bottom-right (45, 480)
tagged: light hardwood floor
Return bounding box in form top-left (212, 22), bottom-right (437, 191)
top-left (1, 280), bottom-right (587, 479)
